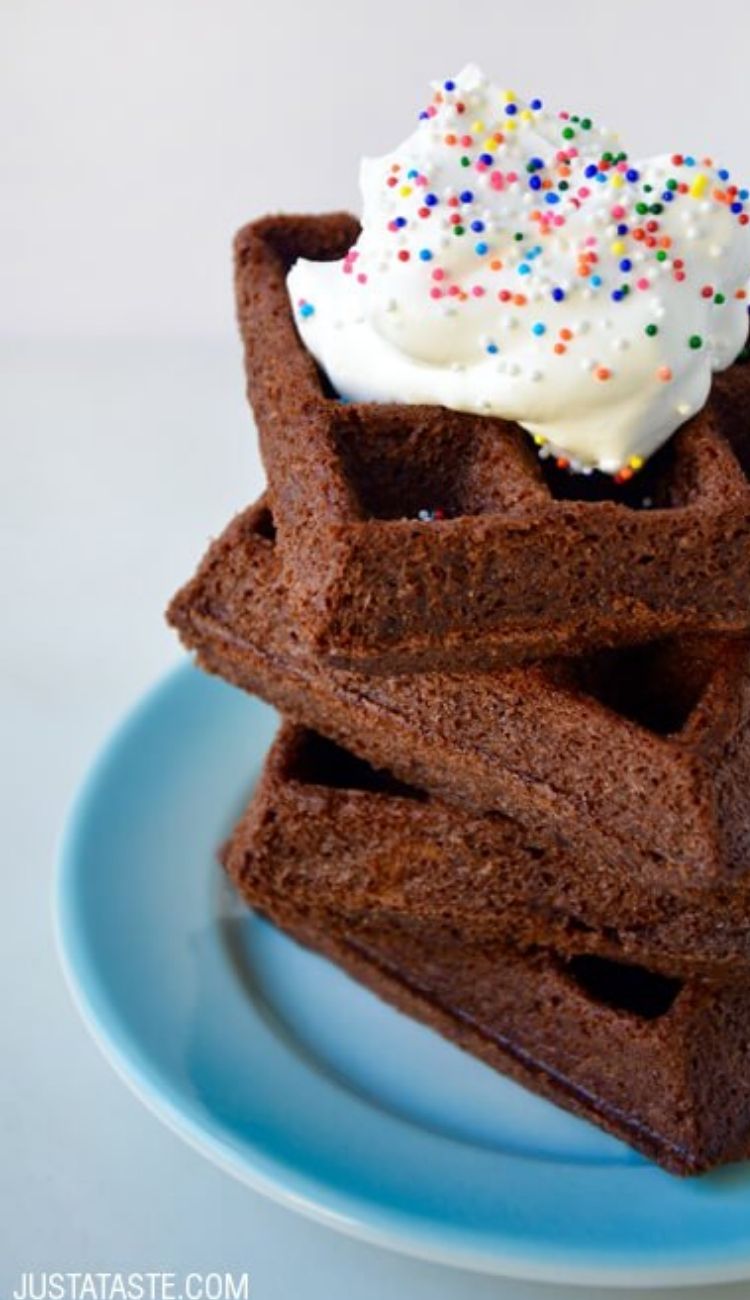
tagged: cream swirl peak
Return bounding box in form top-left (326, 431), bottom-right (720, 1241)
top-left (287, 64), bottom-right (750, 477)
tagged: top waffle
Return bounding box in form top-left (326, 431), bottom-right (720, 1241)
top-left (235, 212), bottom-right (750, 673)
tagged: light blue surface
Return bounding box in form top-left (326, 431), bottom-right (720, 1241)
top-left (55, 665), bottom-right (750, 1287)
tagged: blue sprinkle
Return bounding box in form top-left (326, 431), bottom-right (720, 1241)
top-left (662, 190), bottom-right (675, 202)
top-left (529, 175), bottom-right (542, 190)
top-left (531, 98), bottom-right (543, 110)
top-left (470, 219), bottom-right (485, 232)
top-left (626, 168), bottom-right (640, 182)
top-left (585, 164), bottom-right (598, 178)
top-left (419, 249), bottom-right (433, 261)
top-left (394, 216), bottom-right (407, 228)
top-left (475, 241), bottom-right (489, 255)
top-left (505, 103), bottom-right (518, 116)
top-left (425, 194), bottom-right (439, 207)
top-left (685, 155), bottom-right (696, 166)
top-left (479, 153), bottom-right (493, 165)
top-left (719, 168), bottom-right (730, 181)
top-left (486, 342), bottom-right (499, 354)
top-left (529, 156), bottom-right (545, 172)
top-left (552, 287), bottom-right (565, 302)
top-left (545, 192), bottom-right (560, 205)
top-left (460, 189), bottom-right (474, 203)
top-left (532, 322), bottom-right (546, 336)
top-left (732, 201), bottom-right (744, 214)
top-left (407, 168), bottom-right (418, 179)
top-left (595, 172), bottom-right (607, 183)
top-left (518, 263), bottom-right (531, 275)
top-left (419, 111), bottom-right (429, 120)
top-left (620, 258), bottom-right (633, 272)
top-left (740, 189), bottom-right (749, 201)
top-left (444, 79), bottom-right (456, 91)
top-left (590, 274), bottom-right (603, 288)
top-left (617, 223), bottom-right (629, 235)
top-left (612, 288), bottom-right (624, 302)
top-left (299, 302), bottom-right (315, 318)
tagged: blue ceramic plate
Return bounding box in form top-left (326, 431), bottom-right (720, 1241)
top-left (56, 665), bottom-right (750, 1286)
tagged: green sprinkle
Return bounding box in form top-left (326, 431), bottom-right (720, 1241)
top-left (562, 126), bottom-right (575, 140)
top-left (514, 231), bottom-right (524, 241)
top-left (460, 156), bottom-right (471, 167)
top-left (689, 335), bottom-right (703, 349)
top-left (650, 203), bottom-right (664, 214)
top-left (656, 250), bottom-right (668, 262)
top-left (667, 178), bottom-right (678, 191)
top-left (714, 292), bottom-right (726, 305)
top-left (453, 224), bottom-right (465, 236)
top-left (581, 117), bottom-right (592, 130)
top-left (645, 324), bottom-right (659, 337)
top-left (636, 202), bottom-right (649, 215)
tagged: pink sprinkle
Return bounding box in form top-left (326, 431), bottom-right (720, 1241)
top-left (611, 205), bottom-right (626, 219)
top-left (471, 285), bottom-right (486, 297)
top-left (578, 187), bottom-right (590, 198)
top-left (637, 277), bottom-right (650, 291)
top-left (506, 171), bottom-right (519, 183)
top-left (553, 215), bottom-right (565, 226)
top-left (475, 162), bottom-right (489, 172)
top-left (357, 273), bottom-right (367, 284)
top-left (430, 287), bottom-right (443, 299)
top-left (432, 268), bottom-right (445, 281)
top-left (448, 285), bottom-right (460, 296)
top-left (490, 171), bottom-right (504, 190)
top-left (461, 134), bottom-right (472, 146)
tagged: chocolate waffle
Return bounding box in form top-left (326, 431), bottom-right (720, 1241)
top-left (223, 721), bottom-right (750, 980)
top-left (167, 498), bottom-right (750, 890)
top-left (235, 212), bottom-right (750, 673)
top-left (230, 869), bottom-right (750, 1176)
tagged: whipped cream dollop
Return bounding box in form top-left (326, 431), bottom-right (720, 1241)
top-left (288, 64), bottom-right (750, 475)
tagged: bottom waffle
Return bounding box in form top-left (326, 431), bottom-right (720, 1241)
top-left (229, 877), bottom-right (750, 1177)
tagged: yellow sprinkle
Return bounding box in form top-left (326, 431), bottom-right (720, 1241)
top-left (471, 120), bottom-right (485, 133)
top-left (610, 173), bottom-right (624, 189)
top-left (533, 434), bottom-right (547, 446)
top-left (629, 455), bottom-right (644, 470)
top-left (399, 185), bottom-right (413, 197)
top-left (503, 89), bottom-right (516, 102)
top-left (520, 109), bottom-right (533, 122)
top-left (482, 138), bottom-right (496, 152)
top-left (505, 119), bottom-right (518, 132)
top-left (690, 173), bottom-right (709, 198)
top-left (611, 241), bottom-right (625, 255)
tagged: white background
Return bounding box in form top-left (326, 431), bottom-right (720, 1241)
top-left (4, 1), bottom-right (750, 1296)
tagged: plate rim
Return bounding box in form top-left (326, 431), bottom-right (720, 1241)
top-left (54, 663), bottom-right (750, 1289)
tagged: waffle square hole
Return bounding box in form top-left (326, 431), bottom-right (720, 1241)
top-left (564, 638), bottom-right (713, 735)
top-left (565, 954), bottom-right (682, 1020)
top-left (332, 411), bottom-right (545, 520)
top-left (540, 435), bottom-right (682, 510)
top-left (287, 731), bottom-right (425, 800)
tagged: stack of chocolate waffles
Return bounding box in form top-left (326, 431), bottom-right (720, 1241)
top-left (169, 214), bottom-right (750, 1176)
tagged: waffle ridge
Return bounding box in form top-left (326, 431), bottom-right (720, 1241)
top-left (235, 212), bottom-right (750, 673)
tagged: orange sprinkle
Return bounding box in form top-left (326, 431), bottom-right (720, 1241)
top-left (596, 366), bottom-right (612, 381)
top-left (444, 133), bottom-right (457, 145)
top-left (658, 366), bottom-right (673, 382)
top-left (736, 289), bottom-right (748, 300)
top-left (490, 258), bottom-right (503, 271)
top-left (554, 343), bottom-right (567, 355)
top-left (513, 293), bottom-right (527, 306)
